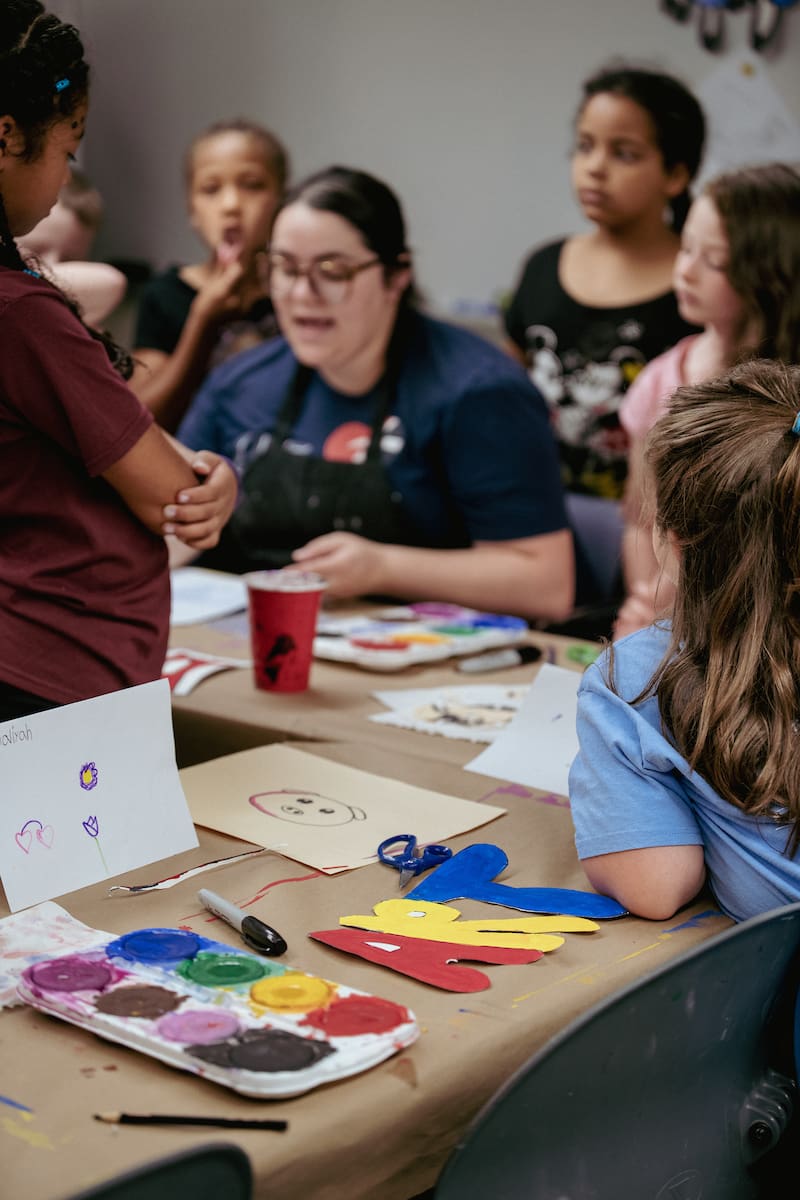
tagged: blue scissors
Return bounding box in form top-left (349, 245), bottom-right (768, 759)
top-left (377, 834), bottom-right (453, 888)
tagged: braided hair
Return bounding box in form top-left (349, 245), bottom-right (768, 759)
top-left (0, 1), bottom-right (131, 376)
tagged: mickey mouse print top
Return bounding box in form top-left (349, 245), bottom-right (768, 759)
top-left (505, 239), bottom-right (697, 500)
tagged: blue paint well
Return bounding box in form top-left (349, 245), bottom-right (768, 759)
top-left (106, 928), bottom-right (203, 965)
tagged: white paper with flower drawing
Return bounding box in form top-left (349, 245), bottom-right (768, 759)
top-left (0, 680), bottom-right (197, 912)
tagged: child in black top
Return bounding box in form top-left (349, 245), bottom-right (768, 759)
top-left (505, 63), bottom-right (705, 502)
top-left (131, 119), bottom-right (289, 432)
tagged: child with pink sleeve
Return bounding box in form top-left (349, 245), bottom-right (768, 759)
top-left (615, 162), bottom-right (800, 639)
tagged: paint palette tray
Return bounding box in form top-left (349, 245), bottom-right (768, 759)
top-left (314, 603), bottom-right (528, 672)
top-left (17, 927), bottom-right (418, 1099)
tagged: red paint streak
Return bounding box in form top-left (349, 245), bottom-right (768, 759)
top-left (178, 871), bottom-right (323, 924)
top-left (240, 871), bottom-right (323, 908)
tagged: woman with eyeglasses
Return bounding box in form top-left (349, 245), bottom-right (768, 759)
top-left (177, 166), bottom-right (574, 621)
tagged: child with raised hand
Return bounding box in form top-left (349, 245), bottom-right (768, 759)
top-left (569, 360), bottom-right (800, 924)
top-left (131, 118), bottom-right (288, 433)
top-left (0, 0), bottom-right (237, 721)
top-left (615, 162), bottom-right (800, 638)
top-left (505, 63), bottom-right (705, 502)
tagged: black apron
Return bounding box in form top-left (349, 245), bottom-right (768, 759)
top-left (202, 363), bottom-right (424, 574)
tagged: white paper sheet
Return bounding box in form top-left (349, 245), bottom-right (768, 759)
top-left (170, 567), bottom-right (248, 626)
top-left (463, 664), bottom-right (581, 797)
top-left (0, 680), bottom-right (198, 911)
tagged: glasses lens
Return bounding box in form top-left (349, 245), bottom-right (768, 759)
top-left (313, 260), bottom-right (351, 305)
top-left (267, 254), bottom-right (296, 298)
top-left (266, 255), bottom-right (358, 304)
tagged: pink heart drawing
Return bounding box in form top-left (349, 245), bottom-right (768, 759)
top-left (37, 825), bottom-right (54, 848)
top-left (15, 830), bottom-right (32, 854)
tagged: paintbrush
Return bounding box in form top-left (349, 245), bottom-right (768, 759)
top-left (94, 1112), bottom-right (288, 1131)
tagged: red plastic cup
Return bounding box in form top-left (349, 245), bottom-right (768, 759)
top-left (244, 570), bottom-right (326, 693)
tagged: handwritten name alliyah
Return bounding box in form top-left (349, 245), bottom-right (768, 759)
top-left (0, 723), bottom-right (32, 748)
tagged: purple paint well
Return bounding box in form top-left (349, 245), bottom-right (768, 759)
top-left (27, 956), bottom-right (112, 993)
top-left (157, 1009), bottom-right (240, 1044)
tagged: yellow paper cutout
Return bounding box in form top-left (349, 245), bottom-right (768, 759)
top-left (339, 898), bottom-right (598, 951)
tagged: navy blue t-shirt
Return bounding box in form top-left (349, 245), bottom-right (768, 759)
top-left (178, 312), bottom-right (568, 549)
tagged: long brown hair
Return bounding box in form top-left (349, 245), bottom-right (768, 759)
top-left (706, 162), bottom-right (800, 364)
top-left (641, 360), bottom-right (800, 845)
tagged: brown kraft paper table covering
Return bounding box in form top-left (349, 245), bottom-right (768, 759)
top-left (0, 741), bottom-right (731, 1200)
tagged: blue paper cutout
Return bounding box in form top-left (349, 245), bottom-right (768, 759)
top-left (407, 843), bottom-right (627, 919)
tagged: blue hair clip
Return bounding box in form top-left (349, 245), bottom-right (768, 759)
top-left (790, 413), bottom-right (800, 437)
top-left (55, 78), bottom-right (70, 92)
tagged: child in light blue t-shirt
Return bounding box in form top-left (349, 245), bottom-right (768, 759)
top-left (569, 358), bottom-right (800, 923)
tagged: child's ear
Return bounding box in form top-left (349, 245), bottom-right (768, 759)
top-left (0, 117), bottom-right (13, 154)
top-left (388, 255), bottom-right (413, 299)
top-left (665, 162), bottom-right (690, 199)
top-left (0, 116), bottom-right (25, 158)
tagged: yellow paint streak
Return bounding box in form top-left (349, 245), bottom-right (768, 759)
top-left (510, 923), bottom-right (724, 1008)
top-left (619, 941), bottom-right (663, 962)
top-left (512, 961), bottom-right (603, 1005)
top-left (1, 1115), bottom-right (55, 1151)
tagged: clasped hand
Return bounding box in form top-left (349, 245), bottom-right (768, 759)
top-left (162, 453), bottom-right (239, 550)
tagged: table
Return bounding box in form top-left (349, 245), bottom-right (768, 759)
top-left (1, 740), bottom-right (732, 1200)
top-left (170, 601), bottom-right (590, 769)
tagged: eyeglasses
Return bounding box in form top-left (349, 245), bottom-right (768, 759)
top-left (266, 251), bottom-right (382, 304)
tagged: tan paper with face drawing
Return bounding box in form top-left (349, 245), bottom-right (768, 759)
top-left (180, 744), bottom-right (505, 874)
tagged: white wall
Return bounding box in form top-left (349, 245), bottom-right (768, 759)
top-left (55, 0), bottom-right (800, 315)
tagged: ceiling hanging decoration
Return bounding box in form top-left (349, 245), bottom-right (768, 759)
top-left (660, 0), bottom-right (798, 53)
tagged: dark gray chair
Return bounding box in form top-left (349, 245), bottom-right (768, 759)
top-left (541, 491), bottom-right (624, 642)
top-left (435, 902), bottom-right (800, 1200)
top-left (566, 491), bottom-right (625, 608)
top-left (64, 1142), bottom-right (252, 1200)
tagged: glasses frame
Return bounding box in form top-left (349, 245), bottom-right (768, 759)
top-left (266, 251), bottom-right (383, 304)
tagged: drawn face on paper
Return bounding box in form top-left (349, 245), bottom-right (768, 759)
top-left (249, 789), bottom-right (366, 826)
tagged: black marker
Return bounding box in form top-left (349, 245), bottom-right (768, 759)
top-left (198, 888), bottom-right (287, 956)
top-left (456, 645), bottom-right (543, 674)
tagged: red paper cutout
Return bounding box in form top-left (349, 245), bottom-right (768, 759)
top-left (309, 927), bottom-right (542, 992)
